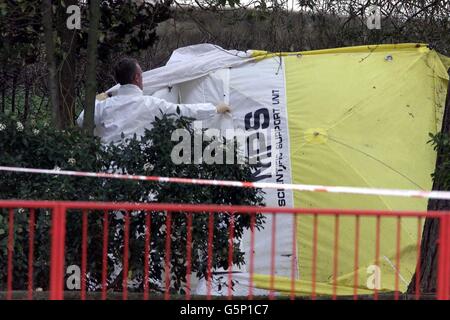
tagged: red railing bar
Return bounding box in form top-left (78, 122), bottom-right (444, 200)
top-left (311, 214), bottom-right (318, 300)
top-left (437, 216), bottom-right (450, 300)
top-left (101, 210), bottom-right (108, 300)
top-left (249, 213), bottom-right (256, 300)
top-left (437, 217), bottom-right (445, 300)
top-left (164, 211), bottom-right (172, 300)
top-left (49, 204), bottom-right (66, 300)
top-left (27, 209), bottom-right (35, 300)
top-left (227, 213), bottom-right (234, 300)
top-left (0, 201), bottom-right (445, 218)
top-left (436, 218), bottom-right (447, 300)
top-left (186, 212), bottom-right (193, 300)
top-left (206, 212), bottom-right (214, 300)
top-left (353, 216), bottom-right (360, 301)
top-left (415, 217), bottom-right (422, 300)
top-left (290, 214), bottom-right (298, 300)
top-left (394, 216), bottom-right (401, 300)
top-left (374, 215), bottom-right (381, 300)
top-left (122, 211), bottom-right (130, 300)
top-left (144, 211), bottom-right (151, 300)
top-left (269, 213), bottom-right (277, 300)
top-left (81, 210), bottom-right (88, 300)
top-left (445, 217), bottom-right (450, 299)
top-left (332, 214), bottom-right (340, 300)
top-left (3, 201), bottom-right (450, 301)
top-left (7, 208), bottom-right (14, 300)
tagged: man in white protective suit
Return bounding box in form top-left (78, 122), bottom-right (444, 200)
top-left (77, 57), bottom-right (231, 144)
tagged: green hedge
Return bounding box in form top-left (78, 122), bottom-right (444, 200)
top-left (0, 113), bottom-right (265, 294)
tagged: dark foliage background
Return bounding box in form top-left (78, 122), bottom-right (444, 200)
top-left (2, 1), bottom-right (449, 128)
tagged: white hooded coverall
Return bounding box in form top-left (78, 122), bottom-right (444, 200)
top-left (77, 84), bottom-right (217, 144)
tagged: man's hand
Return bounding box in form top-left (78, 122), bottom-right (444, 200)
top-left (216, 102), bottom-right (231, 114)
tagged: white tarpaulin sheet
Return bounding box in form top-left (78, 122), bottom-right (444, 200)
top-left (108, 44), bottom-right (296, 294)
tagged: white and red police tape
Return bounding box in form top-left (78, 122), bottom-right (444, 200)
top-left (1, 165), bottom-right (450, 200)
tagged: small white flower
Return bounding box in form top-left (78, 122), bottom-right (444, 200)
top-left (145, 140), bottom-right (152, 148)
top-left (68, 158), bottom-right (76, 166)
top-left (16, 122), bottom-right (24, 132)
top-left (143, 162), bottom-right (154, 171)
top-left (32, 129), bottom-right (40, 135)
top-left (0, 123), bottom-right (5, 131)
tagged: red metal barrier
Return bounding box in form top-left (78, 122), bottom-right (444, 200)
top-left (0, 200), bottom-right (449, 300)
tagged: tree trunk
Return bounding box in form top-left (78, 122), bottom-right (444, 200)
top-left (57, 0), bottom-right (78, 128)
top-left (41, 0), bottom-right (61, 129)
top-left (83, 0), bottom-right (100, 135)
top-left (11, 73), bottom-right (17, 114)
top-left (408, 68), bottom-right (450, 294)
top-left (1, 66), bottom-right (6, 113)
top-left (1, 83), bottom-right (5, 114)
top-left (22, 73), bottom-right (30, 121)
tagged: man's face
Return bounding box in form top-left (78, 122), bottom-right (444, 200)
top-left (134, 63), bottom-right (143, 90)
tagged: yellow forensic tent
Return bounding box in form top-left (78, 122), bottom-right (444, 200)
top-left (253, 44), bottom-right (450, 295)
top-left (136, 43), bottom-right (450, 296)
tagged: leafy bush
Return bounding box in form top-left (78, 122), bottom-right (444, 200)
top-left (0, 112), bottom-right (265, 293)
